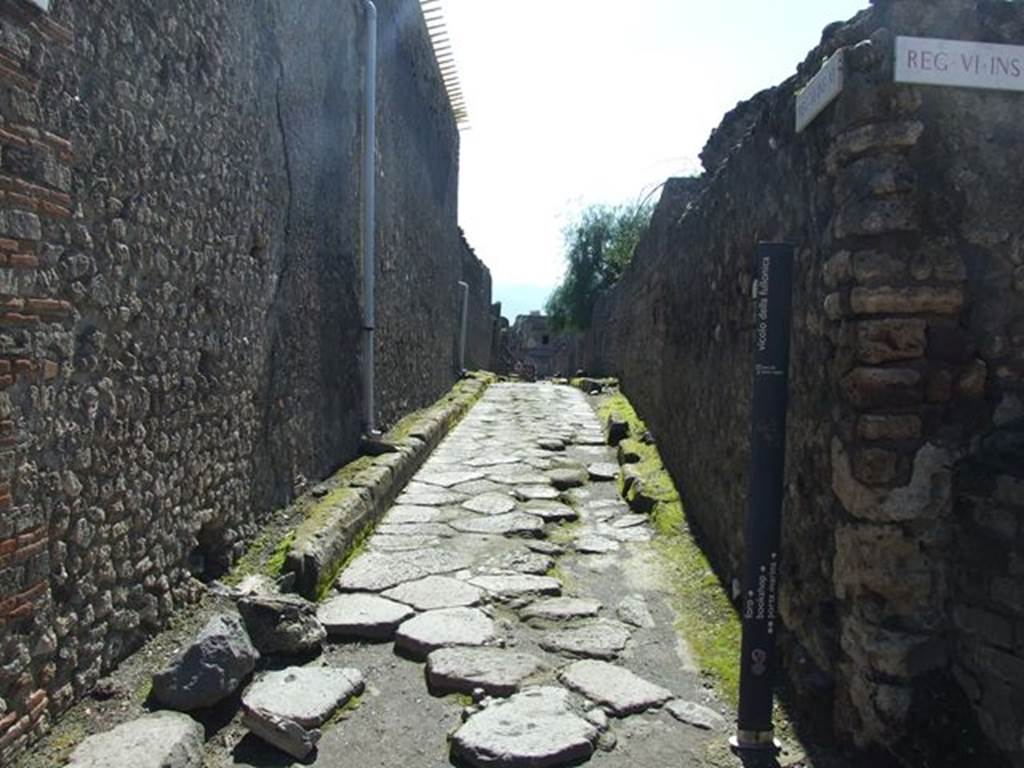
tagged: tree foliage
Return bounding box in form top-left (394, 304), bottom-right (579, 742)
top-left (546, 203), bottom-right (652, 331)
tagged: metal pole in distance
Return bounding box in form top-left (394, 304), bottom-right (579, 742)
top-left (361, 1), bottom-right (379, 437)
top-left (730, 242), bottom-right (794, 757)
top-left (457, 281), bottom-right (469, 374)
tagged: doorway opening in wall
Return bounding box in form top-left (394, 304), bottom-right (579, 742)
top-left (542, 335), bottom-right (550, 345)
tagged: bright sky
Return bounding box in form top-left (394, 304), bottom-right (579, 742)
top-left (442, 0), bottom-right (869, 320)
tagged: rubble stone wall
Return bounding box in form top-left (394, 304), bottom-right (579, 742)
top-left (0, 0), bottom-right (493, 760)
top-left (460, 232), bottom-right (498, 372)
top-left (587, 0), bottom-right (1024, 763)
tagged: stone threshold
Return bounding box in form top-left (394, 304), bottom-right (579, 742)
top-left (283, 372), bottom-right (497, 599)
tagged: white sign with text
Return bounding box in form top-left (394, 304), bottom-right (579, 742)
top-left (896, 36), bottom-right (1024, 93)
top-left (795, 50), bottom-right (845, 133)
top-left (28, 0), bottom-right (50, 10)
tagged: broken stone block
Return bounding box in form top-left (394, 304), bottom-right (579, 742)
top-left (606, 415), bottom-right (630, 446)
top-left (666, 699), bottom-right (728, 731)
top-left (587, 462), bottom-right (619, 482)
top-left (559, 660), bottom-right (672, 716)
top-left (67, 711), bottom-right (204, 768)
top-left (547, 467), bottom-right (588, 490)
top-left (237, 594), bottom-right (326, 656)
top-left (241, 707), bottom-right (321, 761)
top-left (152, 614), bottom-right (258, 711)
top-left (242, 666), bottom-right (364, 728)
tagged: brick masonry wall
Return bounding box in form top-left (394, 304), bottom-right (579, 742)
top-left (586, 0), bottom-right (1024, 764)
top-left (0, 0), bottom-right (495, 761)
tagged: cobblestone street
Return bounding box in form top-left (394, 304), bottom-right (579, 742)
top-left (225, 382), bottom-right (731, 767)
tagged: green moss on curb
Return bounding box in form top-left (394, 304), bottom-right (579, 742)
top-left (315, 516), bottom-right (376, 602)
top-left (224, 527), bottom-right (288, 587)
top-left (599, 392), bottom-right (743, 706)
top-left (266, 530), bottom-right (295, 577)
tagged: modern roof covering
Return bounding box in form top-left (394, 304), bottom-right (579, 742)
top-left (419, 0), bottom-right (470, 128)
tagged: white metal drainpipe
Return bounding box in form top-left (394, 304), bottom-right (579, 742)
top-left (458, 280), bottom-right (469, 373)
top-left (361, 0), bottom-right (379, 437)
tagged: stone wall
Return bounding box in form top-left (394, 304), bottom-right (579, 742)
top-left (586, 0), bottom-right (1024, 764)
top-left (459, 231), bottom-right (499, 372)
top-left (0, 0), bottom-right (493, 760)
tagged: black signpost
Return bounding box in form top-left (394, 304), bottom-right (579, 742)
top-left (731, 242), bottom-right (794, 758)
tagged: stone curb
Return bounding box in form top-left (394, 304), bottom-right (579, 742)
top-left (283, 374), bottom-right (494, 599)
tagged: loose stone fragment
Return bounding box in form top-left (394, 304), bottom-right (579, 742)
top-left (616, 595), bottom-right (655, 628)
top-left (587, 463), bottom-right (620, 481)
top-left (67, 711), bottom-right (204, 768)
top-left (666, 699), bottom-right (728, 731)
top-left (470, 574), bottom-right (563, 600)
top-left (242, 666), bottom-right (365, 727)
top-left (611, 514), bottom-right (649, 529)
top-left (383, 575), bottom-right (485, 610)
top-left (317, 594), bottom-right (415, 640)
top-left (242, 708), bottom-right (321, 761)
top-left (394, 607), bottom-right (497, 659)
top-left (547, 468), bottom-right (588, 490)
top-left (426, 647), bottom-right (546, 696)
top-left (237, 594), bottom-right (326, 656)
top-left (451, 687), bottom-right (599, 768)
top-left (521, 500), bottom-right (578, 522)
top-left (575, 535), bottom-right (620, 554)
top-left (601, 524), bottom-right (652, 544)
top-left (481, 550), bottom-right (555, 576)
top-left (607, 416), bottom-right (630, 446)
top-left (527, 540), bottom-right (567, 556)
top-left (463, 492), bottom-right (517, 515)
top-left (521, 597), bottom-right (601, 623)
top-left (152, 614), bottom-right (259, 711)
top-left (514, 484), bottom-right (562, 501)
top-left (559, 660), bottom-right (672, 716)
top-left (537, 438), bottom-right (566, 451)
top-left (584, 499), bottom-right (630, 519)
top-left (450, 513), bottom-right (545, 538)
top-left (540, 620), bottom-right (632, 660)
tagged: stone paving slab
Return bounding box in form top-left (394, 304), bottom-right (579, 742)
top-left (242, 666), bottom-right (365, 727)
top-left (520, 597), bottom-right (602, 623)
top-left (382, 575), bottom-right (485, 611)
top-left (451, 687), bottom-right (599, 768)
top-left (450, 513), bottom-right (546, 537)
top-left (559, 660), bottom-right (672, 716)
top-left (539, 620), bottom-right (633, 660)
top-left (394, 607), bottom-right (498, 659)
top-left (318, 594), bottom-right (415, 640)
top-left (425, 647), bottom-right (546, 696)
